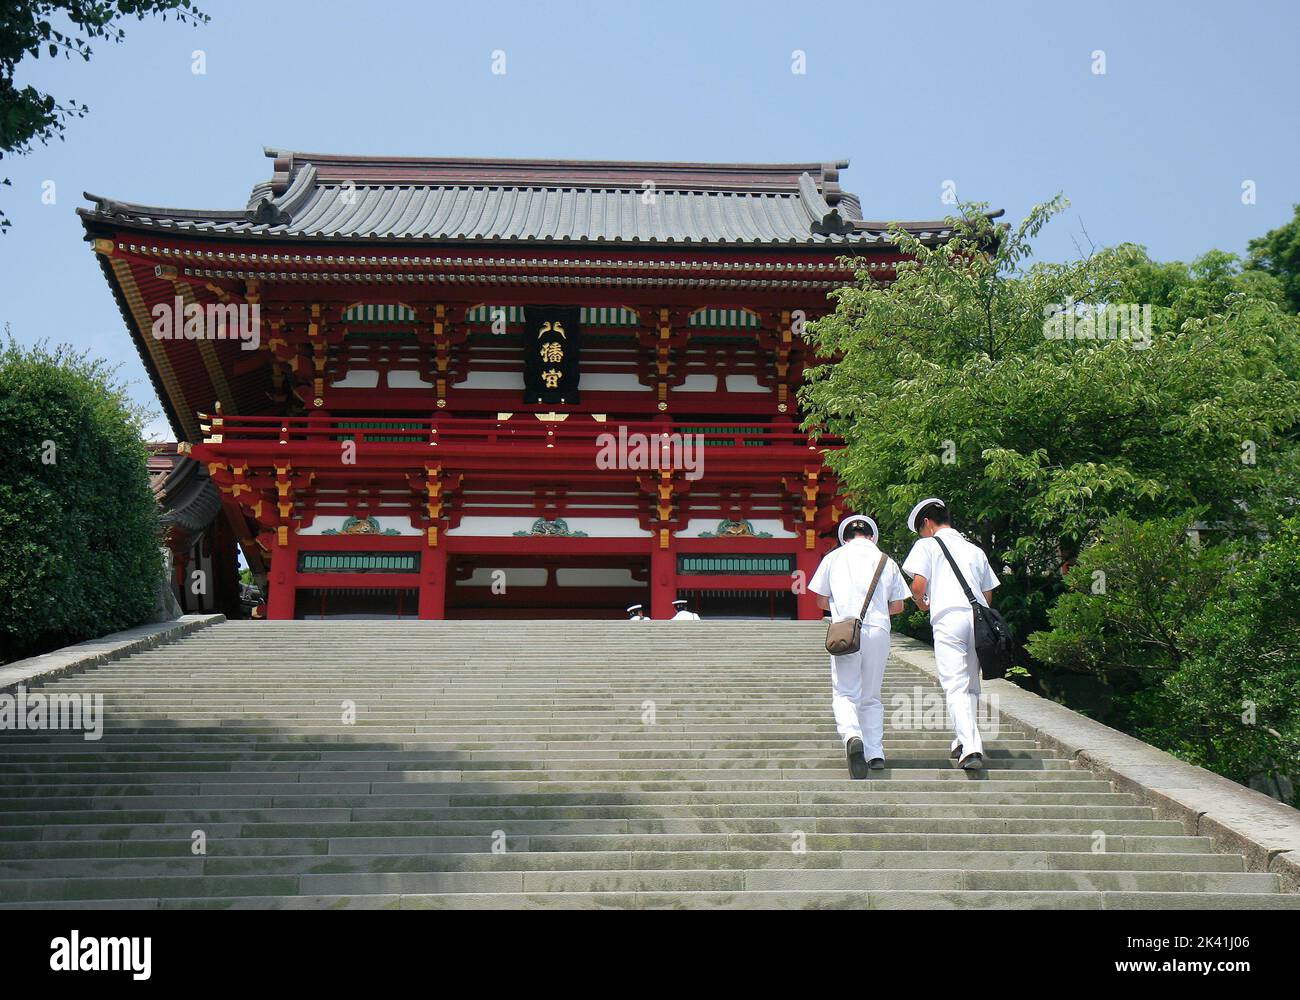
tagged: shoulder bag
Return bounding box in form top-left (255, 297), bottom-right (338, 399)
top-left (824, 553), bottom-right (888, 655)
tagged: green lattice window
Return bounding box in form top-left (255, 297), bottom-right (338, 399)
top-left (333, 421), bottom-right (425, 443)
top-left (463, 305), bottom-right (640, 328)
top-left (677, 554), bottom-right (794, 575)
top-left (677, 425), bottom-right (769, 447)
top-left (298, 551), bottom-right (420, 573)
top-left (342, 303), bottom-right (417, 323)
top-left (688, 308), bottom-right (761, 329)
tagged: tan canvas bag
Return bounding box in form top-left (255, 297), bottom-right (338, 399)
top-left (824, 553), bottom-right (888, 655)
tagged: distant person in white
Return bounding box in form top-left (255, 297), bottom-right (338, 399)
top-left (626, 603), bottom-right (649, 621)
top-left (809, 514), bottom-right (908, 778)
top-left (901, 498), bottom-right (1000, 771)
top-left (670, 598), bottom-right (701, 621)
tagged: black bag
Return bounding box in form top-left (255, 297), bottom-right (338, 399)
top-left (932, 536), bottom-right (1015, 679)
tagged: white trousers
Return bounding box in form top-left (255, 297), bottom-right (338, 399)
top-left (829, 625), bottom-right (890, 758)
top-left (932, 611), bottom-right (984, 756)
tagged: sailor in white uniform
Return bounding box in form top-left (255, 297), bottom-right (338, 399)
top-left (809, 514), bottom-right (909, 778)
top-left (670, 598), bottom-right (701, 621)
top-left (626, 603), bottom-right (649, 622)
top-left (901, 498), bottom-right (1000, 771)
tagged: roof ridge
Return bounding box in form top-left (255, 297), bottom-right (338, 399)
top-left (264, 146), bottom-right (849, 171)
top-left (265, 149), bottom-right (851, 198)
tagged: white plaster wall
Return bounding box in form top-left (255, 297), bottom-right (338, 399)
top-left (723, 374), bottom-right (770, 393)
top-left (447, 516), bottom-right (651, 537)
top-left (387, 370), bottom-right (434, 388)
top-left (454, 371), bottom-right (525, 390)
top-left (297, 515), bottom-right (423, 537)
top-left (455, 567), bottom-right (549, 587)
top-left (331, 369), bottom-right (380, 388)
top-left (580, 373), bottom-right (650, 391)
top-left (675, 374), bottom-right (719, 392)
top-left (676, 517), bottom-right (796, 539)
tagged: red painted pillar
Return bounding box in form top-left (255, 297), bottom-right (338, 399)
top-left (650, 530), bottom-right (676, 620)
top-left (419, 543), bottom-right (447, 620)
top-left (267, 539), bottom-right (297, 620)
top-left (796, 542), bottom-right (822, 621)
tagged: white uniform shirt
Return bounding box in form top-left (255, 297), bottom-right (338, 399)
top-left (671, 610), bottom-right (701, 621)
top-left (901, 527), bottom-right (1000, 623)
top-left (808, 537), bottom-right (909, 631)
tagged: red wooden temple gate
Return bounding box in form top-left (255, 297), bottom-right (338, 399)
top-left (80, 151), bottom-right (955, 619)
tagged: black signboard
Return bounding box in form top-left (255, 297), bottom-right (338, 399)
top-left (523, 305), bottom-right (581, 404)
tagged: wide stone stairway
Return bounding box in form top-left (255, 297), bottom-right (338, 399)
top-left (1, 620), bottom-right (1296, 909)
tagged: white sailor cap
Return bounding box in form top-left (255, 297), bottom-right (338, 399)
top-left (837, 514), bottom-right (878, 545)
top-left (672, 598), bottom-right (689, 606)
top-left (626, 603), bottom-right (644, 614)
top-left (908, 497), bottom-right (946, 534)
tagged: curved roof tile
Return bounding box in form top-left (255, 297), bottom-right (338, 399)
top-left (80, 149), bottom-right (1000, 247)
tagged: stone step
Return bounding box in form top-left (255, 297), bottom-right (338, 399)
top-left (0, 740), bottom-right (1045, 754)
top-left (0, 817), bottom-right (1193, 841)
top-left (0, 803), bottom-right (1161, 823)
top-left (7, 890), bottom-right (1299, 911)
top-left (0, 832), bottom-right (1222, 860)
top-left (0, 848), bottom-right (1249, 877)
top-left (0, 733), bottom-right (1045, 749)
top-left (0, 789), bottom-right (1137, 807)
top-left (0, 781), bottom-right (1108, 803)
top-left (0, 867), bottom-right (1284, 904)
top-left (0, 757), bottom-right (1072, 777)
top-left (3, 619), bottom-right (1290, 909)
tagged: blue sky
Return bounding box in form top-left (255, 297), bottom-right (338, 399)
top-left (2, 0), bottom-right (1298, 434)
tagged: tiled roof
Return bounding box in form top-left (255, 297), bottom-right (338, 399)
top-left (148, 445), bottom-right (222, 533)
top-left (79, 149), bottom-right (972, 247)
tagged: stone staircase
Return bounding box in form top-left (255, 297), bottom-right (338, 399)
top-left (1, 620), bottom-right (1296, 909)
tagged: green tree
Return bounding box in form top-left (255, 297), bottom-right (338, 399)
top-left (799, 199), bottom-right (1300, 647)
top-left (1114, 246), bottom-right (1291, 325)
top-left (0, 0), bottom-right (208, 231)
top-left (1025, 515), bottom-right (1222, 678)
top-left (1175, 521), bottom-right (1300, 802)
top-left (1247, 203), bottom-right (1300, 314)
top-left (0, 336), bottom-right (162, 662)
top-left (1029, 515), bottom-right (1299, 805)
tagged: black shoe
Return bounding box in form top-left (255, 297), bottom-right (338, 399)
top-left (867, 757), bottom-right (886, 770)
top-left (958, 751), bottom-right (984, 771)
top-left (950, 743), bottom-right (963, 760)
top-left (846, 737), bottom-right (869, 780)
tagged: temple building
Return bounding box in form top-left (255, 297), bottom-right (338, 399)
top-left (80, 150), bottom-right (957, 620)
top-left (147, 442), bottom-right (240, 617)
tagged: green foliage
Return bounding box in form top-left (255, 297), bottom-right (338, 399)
top-left (1026, 515), bottom-right (1224, 678)
top-left (799, 198), bottom-right (1300, 648)
top-left (801, 198), bottom-right (1300, 799)
top-left (1247, 203), bottom-right (1300, 314)
top-left (0, 335), bottom-right (162, 662)
top-left (1175, 521), bottom-right (1300, 801)
top-left (0, 0), bottom-right (208, 230)
top-left (1030, 515), bottom-right (1300, 805)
